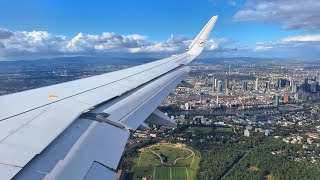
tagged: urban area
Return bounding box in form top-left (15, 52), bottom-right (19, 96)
top-left (1, 58), bottom-right (320, 179)
top-left (120, 58), bottom-right (320, 180)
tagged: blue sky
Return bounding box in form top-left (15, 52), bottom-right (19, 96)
top-left (0, 0), bottom-right (319, 60)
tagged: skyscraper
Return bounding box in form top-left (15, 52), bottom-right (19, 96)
top-left (292, 81), bottom-right (297, 93)
top-left (303, 78), bottom-right (309, 92)
top-left (214, 78), bottom-right (218, 91)
top-left (225, 79), bottom-right (229, 95)
top-left (218, 80), bottom-right (222, 93)
top-left (243, 81), bottom-right (248, 91)
top-left (311, 81), bottom-right (317, 92)
top-left (255, 77), bottom-right (259, 91)
top-left (265, 82), bottom-right (270, 92)
top-left (280, 78), bottom-right (287, 87)
top-left (225, 79), bottom-right (229, 89)
top-left (225, 88), bottom-right (229, 95)
top-left (276, 78), bottom-right (280, 88)
top-left (216, 95), bottom-right (219, 105)
top-left (289, 77), bottom-right (292, 86)
top-left (212, 77), bottom-right (215, 91)
top-left (275, 95), bottom-right (280, 106)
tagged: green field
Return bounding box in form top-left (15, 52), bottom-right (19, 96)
top-left (154, 167), bottom-right (188, 180)
top-left (216, 127), bottom-right (233, 133)
top-left (188, 127), bottom-right (213, 134)
top-left (149, 145), bottom-right (192, 165)
top-left (155, 167), bottom-right (171, 179)
top-left (131, 143), bottom-right (200, 180)
top-left (188, 127), bottom-right (233, 134)
top-left (171, 167), bottom-right (188, 179)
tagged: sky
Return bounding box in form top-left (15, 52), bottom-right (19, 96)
top-left (0, 0), bottom-right (319, 60)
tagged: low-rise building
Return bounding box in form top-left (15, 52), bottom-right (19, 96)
top-left (244, 130), bottom-right (250, 137)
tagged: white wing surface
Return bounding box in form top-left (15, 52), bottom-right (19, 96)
top-left (0, 16), bottom-right (218, 180)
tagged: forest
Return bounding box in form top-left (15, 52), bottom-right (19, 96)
top-left (122, 124), bottom-right (320, 179)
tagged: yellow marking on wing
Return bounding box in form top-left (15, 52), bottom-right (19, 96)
top-left (48, 94), bottom-right (59, 98)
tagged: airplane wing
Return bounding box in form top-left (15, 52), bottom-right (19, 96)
top-left (0, 16), bottom-right (218, 180)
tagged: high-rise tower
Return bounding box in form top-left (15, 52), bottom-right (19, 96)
top-left (255, 77), bottom-right (259, 91)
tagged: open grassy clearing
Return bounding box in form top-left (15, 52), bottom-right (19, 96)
top-left (131, 143), bottom-right (200, 180)
top-left (188, 127), bottom-right (213, 134)
top-left (188, 127), bottom-right (233, 134)
top-left (148, 144), bottom-right (193, 165)
top-left (215, 127), bottom-right (233, 133)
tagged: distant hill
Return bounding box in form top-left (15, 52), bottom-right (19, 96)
top-left (0, 56), bottom-right (157, 66)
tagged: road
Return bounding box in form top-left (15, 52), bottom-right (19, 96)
top-left (219, 150), bottom-right (251, 180)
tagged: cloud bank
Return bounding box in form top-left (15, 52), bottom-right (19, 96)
top-left (254, 34), bottom-right (320, 58)
top-left (233, 0), bottom-right (320, 31)
top-left (1, 27), bottom-right (319, 60)
top-left (0, 28), bottom-right (238, 60)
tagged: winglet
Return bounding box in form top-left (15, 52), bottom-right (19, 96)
top-left (187, 16), bottom-right (218, 57)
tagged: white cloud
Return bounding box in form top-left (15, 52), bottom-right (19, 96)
top-left (64, 32), bottom-right (148, 52)
top-left (129, 42), bottom-right (179, 53)
top-left (3, 28), bottom-right (239, 59)
top-left (128, 35), bottom-right (189, 53)
top-left (233, 0), bottom-right (320, 31)
top-left (0, 30), bottom-right (152, 58)
top-left (256, 34), bottom-right (320, 50)
top-left (1, 30), bottom-right (66, 56)
top-left (255, 45), bottom-right (272, 51)
top-left (0, 28), bottom-right (236, 59)
top-left (283, 35), bottom-right (320, 42)
top-left (253, 34), bottom-right (320, 58)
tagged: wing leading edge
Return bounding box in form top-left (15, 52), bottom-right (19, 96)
top-left (0, 16), bottom-right (218, 180)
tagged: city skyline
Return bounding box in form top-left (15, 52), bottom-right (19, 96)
top-left (0, 0), bottom-right (320, 60)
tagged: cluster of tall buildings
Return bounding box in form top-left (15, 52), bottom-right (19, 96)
top-left (208, 75), bottom-right (319, 102)
top-left (211, 77), bottom-right (230, 95)
top-left (266, 77), bottom-right (319, 93)
top-left (302, 78), bottom-right (318, 93)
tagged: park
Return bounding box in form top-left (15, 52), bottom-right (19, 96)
top-left (131, 143), bottom-right (200, 180)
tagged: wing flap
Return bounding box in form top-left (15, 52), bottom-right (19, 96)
top-left (0, 143), bottom-right (36, 167)
top-left (0, 101), bottom-right (92, 171)
top-left (14, 118), bottom-right (129, 180)
top-left (84, 162), bottom-right (116, 180)
top-left (0, 164), bottom-right (21, 180)
top-left (0, 109), bottom-right (45, 141)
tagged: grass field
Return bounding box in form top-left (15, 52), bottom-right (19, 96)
top-left (131, 143), bottom-right (200, 180)
top-left (155, 167), bottom-right (171, 179)
top-left (171, 167), bottom-right (188, 179)
top-left (136, 144), bottom-right (193, 167)
top-left (154, 167), bottom-right (188, 180)
top-left (216, 127), bottom-right (233, 133)
top-left (148, 145), bottom-right (192, 165)
top-left (188, 127), bottom-right (213, 134)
